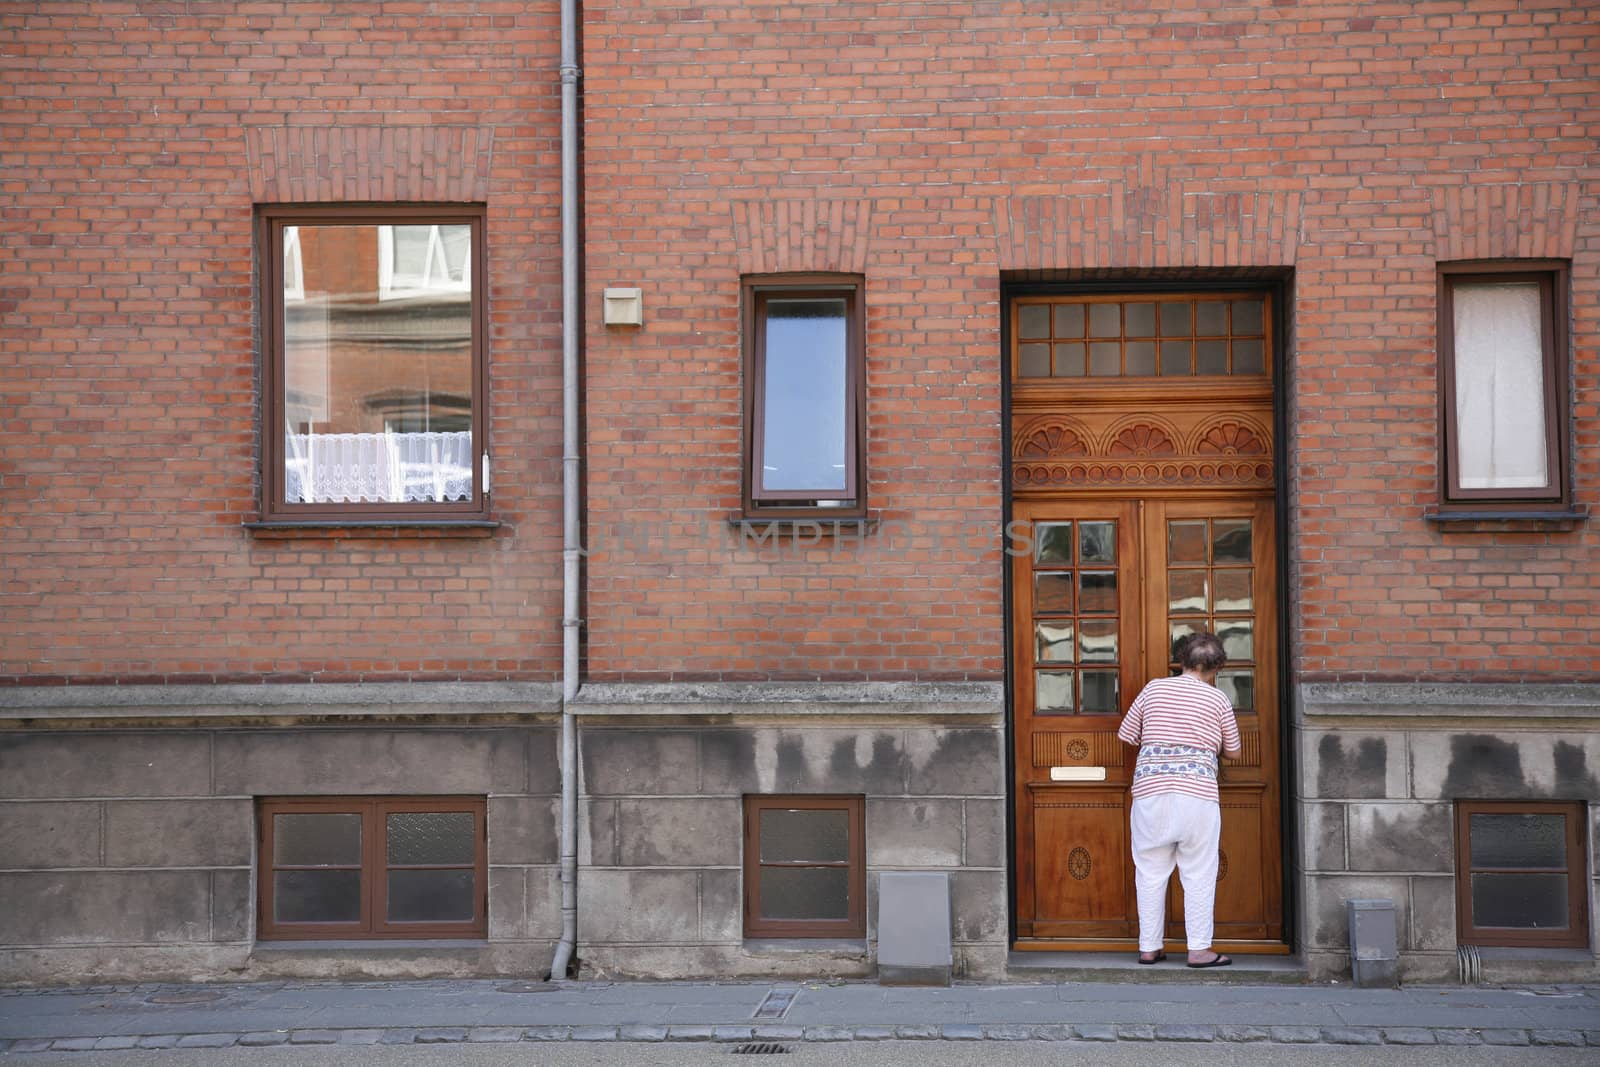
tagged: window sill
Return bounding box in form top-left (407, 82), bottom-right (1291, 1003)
top-left (742, 938), bottom-right (868, 959)
top-left (254, 939), bottom-right (490, 951)
top-left (728, 516), bottom-right (875, 535)
top-left (1423, 507), bottom-right (1587, 527)
top-left (1466, 945), bottom-right (1594, 963)
top-left (244, 519), bottom-right (500, 539)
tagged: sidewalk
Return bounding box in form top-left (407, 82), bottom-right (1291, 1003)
top-left (2, 977), bottom-right (1597, 1054)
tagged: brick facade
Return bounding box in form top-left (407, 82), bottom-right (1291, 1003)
top-left (582, 0), bottom-right (1599, 683)
top-left (0, 2), bottom-right (565, 685)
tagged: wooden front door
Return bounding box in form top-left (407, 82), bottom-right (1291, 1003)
top-left (1008, 289), bottom-right (1285, 951)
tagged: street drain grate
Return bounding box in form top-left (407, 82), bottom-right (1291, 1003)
top-left (145, 991), bottom-right (226, 1005)
top-left (751, 988), bottom-right (797, 1021)
top-left (730, 1043), bottom-right (791, 1055)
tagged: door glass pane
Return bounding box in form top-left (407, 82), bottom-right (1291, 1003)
top-left (1196, 301), bottom-right (1228, 335)
top-left (1078, 619), bottom-right (1117, 663)
top-left (1470, 873), bottom-right (1569, 929)
top-left (1160, 301), bottom-right (1191, 336)
top-left (1125, 341), bottom-right (1156, 376)
top-left (1232, 338), bottom-right (1264, 374)
top-left (1217, 669), bottom-right (1254, 710)
top-left (1159, 340), bottom-right (1192, 375)
top-left (1036, 671), bottom-right (1074, 712)
top-left (1232, 299), bottom-right (1265, 335)
top-left (273, 813), bottom-right (361, 866)
top-left (1217, 619), bottom-right (1254, 661)
top-left (1196, 340), bottom-right (1228, 375)
top-left (1089, 342), bottom-right (1120, 376)
top-left (760, 809), bottom-right (849, 864)
top-left (1168, 569), bottom-right (1207, 613)
top-left (1169, 620), bottom-right (1202, 661)
top-left (1019, 343), bottom-right (1051, 377)
top-left (1212, 568), bottom-right (1253, 612)
top-left (1035, 573), bottom-right (1074, 614)
top-left (274, 870), bottom-right (361, 924)
top-left (1034, 523), bottom-right (1073, 565)
top-left (761, 297), bottom-right (848, 493)
top-left (1077, 572), bottom-right (1117, 614)
top-left (1019, 305), bottom-right (1050, 339)
top-left (1089, 303), bottom-right (1120, 337)
top-left (1212, 519), bottom-right (1253, 563)
top-left (1053, 303), bottom-right (1084, 338)
top-left (1470, 813), bottom-right (1567, 869)
top-left (1452, 282), bottom-right (1548, 490)
top-left (387, 870), bottom-right (475, 923)
top-left (1036, 622), bottom-right (1075, 662)
top-left (1125, 302), bottom-right (1155, 336)
top-left (1167, 521), bottom-right (1207, 564)
top-left (1078, 522), bottom-right (1116, 563)
top-left (386, 812), bottom-right (475, 865)
top-left (1080, 671), bottom-right (1119, 714)
top-left (761, 867), bottom-right (849, 920)
top-left (1052, 342), bottom-right (1085, 376)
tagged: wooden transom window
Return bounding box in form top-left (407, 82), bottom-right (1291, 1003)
top-left (742, 275), bottom-right (866, 520)
top-left (257, 205), bottom-right (489, 523)
top-left (1437, 262), bottom-right (1569, 509)
top-left (743, 795), bottom-right (865, 938)
top-left (258, 797), bottom-right (487, 940)
top-left (1014, 293), bottom-right (1270, 380)
top-left (1455, 801), bottom-right (1588, 948)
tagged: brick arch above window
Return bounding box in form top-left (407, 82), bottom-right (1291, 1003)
top-left (245, 125), bottom-right (496, 204)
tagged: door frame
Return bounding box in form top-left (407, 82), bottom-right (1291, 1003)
top-left (999, 272), bottom-right (1297, 953)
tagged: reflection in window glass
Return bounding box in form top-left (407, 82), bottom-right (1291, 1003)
top-left (761, 298), bottom-right (848, 493)
top-left (1217, 619), bottom-right (1254, 661)
top-left (1168, 521), bottom-right (1207, 564)
top-left (1078, 571), bottom-right (1117, 613)
top-left (1079, 522), bottom-right (1116, 563)
top-left (1217, 669), bottom-right (1254, 710)
top-left (1080, 671), bottom-right (1119, 714)
top-left (1036, 622), bottom-right (1075, 662)
top-left (281, 222), bottom-right (475, 506)
top-left (1036, 671), bottom-right (1074, 712)
top-left (1035, 573), bottom-right (1074, 614)
top-left (1212, 519), bottom-right (1253, 563)
top-left (1168, 569), bottom-right (1207, 613)
top-left (1035, 523), bottom-right (1074, 565)
top-left (1078, 618), bottom-right (1118, 663)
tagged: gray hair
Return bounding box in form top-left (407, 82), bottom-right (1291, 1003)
top-left (1177, 631), bottom-right (1227, 672)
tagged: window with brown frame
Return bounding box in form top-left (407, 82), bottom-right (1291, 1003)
top-left (1437, 262), bottom-right (1570, 511)
top-left (257, 797), bottom-right (487, 940)
top-left (257, 205), bottom-right (489, 523)
top-left (742, 275), bottom-right (866, 520)
top-left (1454, 801), bottom-right (1588, 949)
top-left (743, 795), bottom-right (866, 938)
top-left (1012, 292), bottom-right (1272, 380)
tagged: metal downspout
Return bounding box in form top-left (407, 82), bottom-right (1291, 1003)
top-left (549, 0), bottom-right (581, 983)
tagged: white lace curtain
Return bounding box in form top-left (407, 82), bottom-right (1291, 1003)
top-left (285, 431), bottom-right (473, 503)
top-left (1452, 282), bottom-right (1548, 490)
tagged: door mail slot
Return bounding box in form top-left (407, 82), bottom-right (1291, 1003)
top-left (1049, 766), bottom-right (1107, 782)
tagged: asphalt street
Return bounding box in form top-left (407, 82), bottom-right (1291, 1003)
top-left (5, 1042), bottom-right (1599, 1066)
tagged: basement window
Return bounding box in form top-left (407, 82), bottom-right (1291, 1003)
top-left (1455, 801), bottom-right (1588, 949)
top-left (743, 795), bottom-right (865, 938)
top-left (257, 797), bottom-right (486, 940)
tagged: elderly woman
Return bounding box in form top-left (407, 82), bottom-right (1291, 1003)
top-left (1116, 631), bottom-right (1242, 967)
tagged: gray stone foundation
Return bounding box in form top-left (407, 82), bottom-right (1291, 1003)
top-left (1296, 682), bottom-right (1600, 984)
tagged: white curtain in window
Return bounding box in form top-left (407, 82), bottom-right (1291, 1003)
top-left (1452, 282), bottom-right (1547, 490)
top-left (285, 431), bottom-right (473, 503)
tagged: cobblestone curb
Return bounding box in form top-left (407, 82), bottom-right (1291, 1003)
top-left (6, 1025), bottom-right (1600, 1052)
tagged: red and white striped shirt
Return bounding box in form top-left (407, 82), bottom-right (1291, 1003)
top-left (1117, 674), bottom-right (1241, 802)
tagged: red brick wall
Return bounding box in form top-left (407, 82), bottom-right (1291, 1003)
top-left (581, 1), bottom-right (1599, 682)
top-left (0, 2), bottom-right (564, 684)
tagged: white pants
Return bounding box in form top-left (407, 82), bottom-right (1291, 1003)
top-left (1130, 793), bottom-right (1221, 952)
